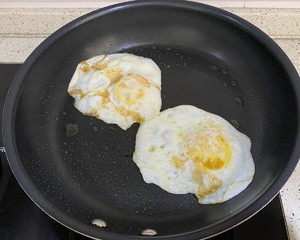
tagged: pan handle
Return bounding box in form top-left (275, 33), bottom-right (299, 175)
top-left (0, 147), bottom-right (12, 201)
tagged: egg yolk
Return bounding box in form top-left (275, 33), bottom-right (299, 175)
top-left (72, 57), bottom-right (154, 123)
top-left (191, 129), bottom-right (232, 201)
top-left (172, 129), bottom-right (232, 171)
top-left (188, 133), bottom-right (232, 171)
top-left (170, 124), bottom-right (232, 202)
top-left (113, 74), bottom-right (149, 106)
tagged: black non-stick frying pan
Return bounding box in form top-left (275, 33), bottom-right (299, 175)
top-left (2, 1), bottom-right (300, 239)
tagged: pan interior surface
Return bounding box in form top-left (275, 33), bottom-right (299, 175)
top-left (5, 2), bottom-right (299, 239)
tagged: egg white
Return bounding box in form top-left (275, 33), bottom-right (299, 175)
top-left (68, 53), bottom-right (162, 130)
top-left (133, 105), bottom-right (255, 204)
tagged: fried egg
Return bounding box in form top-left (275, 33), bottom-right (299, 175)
top-left (133, 105), bottom-right (255, 204)
top-left (68, 53), bottom-right (161, 130)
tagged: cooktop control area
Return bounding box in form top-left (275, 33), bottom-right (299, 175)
top-left (0, 65), bottom-right (289, 240)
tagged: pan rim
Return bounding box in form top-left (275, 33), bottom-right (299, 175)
top-left (2, 0), bottom-right (300, 239)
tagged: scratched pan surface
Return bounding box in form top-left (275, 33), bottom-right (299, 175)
top-left (3, 1), bottom-right (300, 239)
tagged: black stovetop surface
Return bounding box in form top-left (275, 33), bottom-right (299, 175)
top-left (0, 64), bottom-right (289, 240)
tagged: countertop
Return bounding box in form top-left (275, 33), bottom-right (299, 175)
top-left (0, 3), bottom-right (299, 240)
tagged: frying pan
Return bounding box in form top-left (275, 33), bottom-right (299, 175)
top-left (2, 1), bottom-right (300, 239)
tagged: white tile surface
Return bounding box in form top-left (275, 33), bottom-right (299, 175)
top-left (0, 8), bottom-right (90, 35)
top-left (275, 39), bottom-right (300, 74)
top-left (1, 0), bottom-right (300, 8)
top-left (229, 8), bottom-right (300, 38)
top-left (0, 37), bottom-right (44, 62)
top-left (197, 1), bottom-right (245, 8)
top-left (245, 0), bottom-right (300, 8)
top-left (0, 1), bottom-right (121, 8)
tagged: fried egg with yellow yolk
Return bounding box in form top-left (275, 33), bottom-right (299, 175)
top-left (133, 105), bottom-right (255, 204)
top-left (68, 53), bottom-right (161, 130)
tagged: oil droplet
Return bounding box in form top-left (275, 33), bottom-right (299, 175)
top-left (66, 123), bottom-right (78, 137)
top-left (230, 119), bottom-right (241, 129)
top-left (211, 65), bottom-right (218, 70)
top-left (223, 81), bottom-right (228, 87)
top-left (255, 109), bottom-right (262, 116)
top-left (234, 96), bottom-right (244, 107)
top-left (230, 79), bottom-right (238, 86)
top-left (108, 126), bottom-right (115, 131)
top-left (152, 46), bottom-right (156, 50)
top-left (248, 90), bottom-right (253, 97)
